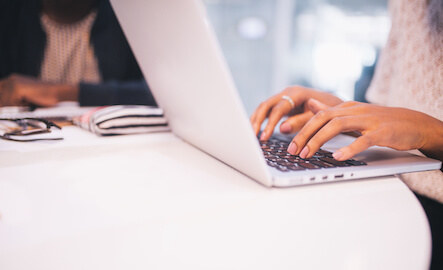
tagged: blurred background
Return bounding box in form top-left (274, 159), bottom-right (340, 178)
top-left (203, 0), bottom-right (390, 115)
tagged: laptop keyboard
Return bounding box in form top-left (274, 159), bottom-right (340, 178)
top-left (260, 138), bottom-right (367, 172)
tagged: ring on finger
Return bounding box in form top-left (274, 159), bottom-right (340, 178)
top-left (281, 95), bottom-right (295, 109)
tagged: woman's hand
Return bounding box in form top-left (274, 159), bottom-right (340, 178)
top-left (288, 99), bottom-right (443, 162)
top-left (0, 74), bottom-right (78, 107)
top-left (250, 85), bottom-right (343, 141)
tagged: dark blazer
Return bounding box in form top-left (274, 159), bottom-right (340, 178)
top-left (0, 0), bottom-right (156, 106)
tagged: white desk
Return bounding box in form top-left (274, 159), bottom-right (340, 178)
top-left (0, 126), bottom-right (431, 269)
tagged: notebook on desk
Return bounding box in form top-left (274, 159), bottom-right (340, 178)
top-left (110, 0), bottom-right (441, 187)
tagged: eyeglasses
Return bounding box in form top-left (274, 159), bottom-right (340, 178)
top-left (0, 118), bottom-right (63, 142)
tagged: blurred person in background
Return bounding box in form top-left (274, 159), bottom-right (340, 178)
top-left (0, 0), bottom-right (156, 107)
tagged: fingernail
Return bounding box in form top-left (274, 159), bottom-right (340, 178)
top-left (333, 150), bottom-right (343, 160)
top-left (300, 146), bottom-right (309, 158)
top-left (260, 131), bottom-right (267, 141)
top-left (287, 142), bottom-right (297, 155)
top-left (280, 122), bottom-right (292, 133)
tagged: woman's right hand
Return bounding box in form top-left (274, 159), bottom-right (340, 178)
top-left (0, 74), bottom-right (78, 107)
top-left (250, 85), bottom-right (343, 140)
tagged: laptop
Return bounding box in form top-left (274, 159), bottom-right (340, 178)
top-left (110, 0), bottom-right (441, 187)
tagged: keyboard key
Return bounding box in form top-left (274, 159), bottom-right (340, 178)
top-left (287, 157), bottom-right (302, 162)
top-left (287, 164), bottom-right (305, 171)
top-left (276, 166), bottom-right (290, 172)
top-left (317, 149), bottom-right (334, 157)
top-left (310, 160), bottom-right (335, 168)
top-left (277, 161), bottom-right (294, 167)
top-left (270, 150), bottom-right (286, 155)
top-left (276, 152), bottom-right (292, 158)
top-left (267, 157), bottom-right (278, 162)
top-left (267, 161), bottom-right (278, 167)
top-left (312, 153), bottom-right (325, 158)
top-left (319, 157), bottom-right (351, 167)
top-left (346, 160), bottom-right (367, 166)
top-left (300, 157), bottom-right (320, 162)
top-left (298, 162), bottom-right (320, 170)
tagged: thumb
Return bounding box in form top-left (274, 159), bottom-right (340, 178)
top-left (279, 111), bottom-right (313, 134)
top-left (307, 98), bottom-right (330, 114)
top-left (22, 94), bottom-right (58, 107)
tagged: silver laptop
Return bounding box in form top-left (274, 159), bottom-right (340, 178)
top-left (110, 0), bottom-right (441, 187)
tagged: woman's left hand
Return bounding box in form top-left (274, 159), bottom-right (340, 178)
top-left (287, 99), bottom-right (443, 162)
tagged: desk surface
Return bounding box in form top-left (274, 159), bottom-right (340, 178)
top-left (0, 126), bottom-right (431, 270)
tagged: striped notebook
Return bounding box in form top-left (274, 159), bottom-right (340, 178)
top-left (73, 105), bottom-right (169, 136)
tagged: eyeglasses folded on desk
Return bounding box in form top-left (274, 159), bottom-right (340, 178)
top-left (0, 118), bottom-right (63, 142)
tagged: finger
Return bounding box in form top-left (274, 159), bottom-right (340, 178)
top-left (279, 111), bottom-right (313, 134)
top-left (307, 98), bottom-right (331, 114)
top-left (22, 94), bottom-right (58, 107)
top-left (332, 132), bottom-right (379, 161)
top-left (290, 103), bottom-right (372, 155)
top-left (252, 86), bottom-right (309, 139)
top-left (260, 99), bottom-right (294, 140)
top-left (250, 103), bottom-right (272, 135)
top-left (288, 108), bottom-right (339, 155)
top-left (295, 115), bottom-right (365, 158)
top-left (334, 100), bottom-right (361, 109)
top-left (250, 94), bottom-right (284, 135)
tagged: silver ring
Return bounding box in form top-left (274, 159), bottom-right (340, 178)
top-left (281, 95), bottom-right (295, 109)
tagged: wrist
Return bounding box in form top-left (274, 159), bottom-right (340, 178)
top-left (419, 117), bottom-right (443, 162)
top-left (54, 84), bottom-right (79, 102)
